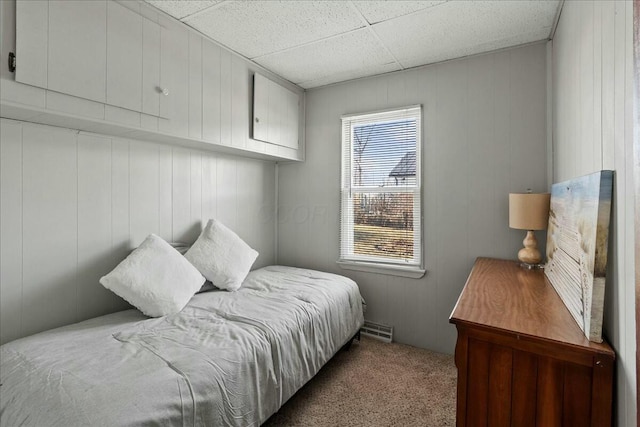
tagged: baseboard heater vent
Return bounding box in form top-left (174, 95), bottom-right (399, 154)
top-left (360, 321), bottom-right (393, 343)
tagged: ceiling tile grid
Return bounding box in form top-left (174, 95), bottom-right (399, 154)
top-left (398, 28), bottom-right (552, 70)
top-left (145, 0), bottom-right (220, 19)
top-left (352, 0), bottom-right (447, 25)
top-left (298, 62), bottom-right (402, 90)
top-left (143, 0), bottom-right (562, 89)
top-left (255, 28), bottom-right (400, 86)
top-left (184, 1), bottom-right (366, 59)
top-left (372, 0), bottom-right (558, 69)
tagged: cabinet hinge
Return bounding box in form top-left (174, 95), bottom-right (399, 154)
top-left (8, 52), bottom-right (16, 73)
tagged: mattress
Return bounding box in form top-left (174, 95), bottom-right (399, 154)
top-left (0, 266), bottom-right (364, 427)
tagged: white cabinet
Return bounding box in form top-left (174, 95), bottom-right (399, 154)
top-left (48, 0), bottom-right (107, 103)
top-left (8, 0), bottom-right (303, 161)
top-left (106, 1), bottom-right (142, 112)
top-left (188, 32), bottom-right (202, 140)
top-left (202, 39), bottom-right (221, 143)
top-left (16, 0), bottom-right (163, 117)
top-left (158, 16), bottom-right (189, 136)
top-left (141, 18), bottom-right (161, 117)
top-left (14, 0), bottom-right (48, 89)
top-left (253, 73), bottom-right (300, 150)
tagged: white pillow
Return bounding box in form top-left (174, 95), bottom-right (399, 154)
top-left (185, 219), bottom-right (258, 291)
top-left (100, 234), bottom-right (205, 317)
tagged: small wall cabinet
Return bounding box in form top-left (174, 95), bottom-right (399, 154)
top-left (253, 73), bottom-right (300, 150)
top-left (450, 258), bottom-right (614, 427)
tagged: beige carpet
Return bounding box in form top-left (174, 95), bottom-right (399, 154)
top-left (263, 336), bottom-right (457, 427)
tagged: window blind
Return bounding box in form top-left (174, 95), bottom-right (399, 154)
top-left (340, 105), bottom-right (422, 267)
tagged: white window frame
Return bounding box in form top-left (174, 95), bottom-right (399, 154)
top-left (338, 105), bottom-right (425, 279)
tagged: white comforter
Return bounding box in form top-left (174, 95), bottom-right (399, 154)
top-left (0, 266), bottom-right (364, 427)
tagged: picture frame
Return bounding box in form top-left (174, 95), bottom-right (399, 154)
top-left (545, 170), bottom-right (614, 342)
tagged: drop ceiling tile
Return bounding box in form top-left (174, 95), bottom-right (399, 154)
top-left (184, 1), bottom-right (365, 59)
top-left (144, 1), bottom-right (220, 19)
top-left (255, 28), bottom-right (397, 85)
top-left (352, 0), bottom-right (447, 25)
top-left (373, 0), bottom-right (559, 68)
top-left (400, 29), bottom-right (549, 69)
top-left (299, 62), bottom-right (402, 89)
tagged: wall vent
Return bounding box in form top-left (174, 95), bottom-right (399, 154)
top-left (361, 321), bottom-right (393, 343)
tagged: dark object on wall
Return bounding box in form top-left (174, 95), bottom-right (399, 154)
top-left (8, 52), bottom-right (15, 72)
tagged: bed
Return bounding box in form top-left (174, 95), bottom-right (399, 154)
top-left (0, 265), bottom-right (364, 427)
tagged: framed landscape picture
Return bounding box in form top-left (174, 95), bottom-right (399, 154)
top-left (545, 170), bottom-right (614, 342)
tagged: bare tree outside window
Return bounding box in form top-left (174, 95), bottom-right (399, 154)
top-left (353, 124), bottom-right (377, 187)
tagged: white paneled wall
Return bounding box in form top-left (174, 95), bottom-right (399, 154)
top-left (278, 43), bottom-right (548, 354)
top-left (0, 119), bottom-right (276, 345)
top-left (552, 1), bottom-right (636, 426)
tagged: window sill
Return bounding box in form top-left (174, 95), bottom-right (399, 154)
top-left (336, 260), bottom-right (426, 279)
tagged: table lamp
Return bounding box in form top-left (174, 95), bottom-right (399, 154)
top-left (509, 192), bottom-right (551, 268)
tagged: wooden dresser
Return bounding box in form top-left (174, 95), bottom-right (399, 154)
top-left (449, 258), bottom-right (614, 427)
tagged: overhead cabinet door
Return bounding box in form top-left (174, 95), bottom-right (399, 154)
top-left (158, 17), bottom-right (189, 136)
top-left (15, 0), bottom-right (164, 117)
top-left (106, 1), bottom-right (142, 112)
top-left (142, 18), bottom-right (161, 117)
top-left (253, 73), bottom-right (300, 150)
top-left (14, 0), bottom-right (108, 103)
top-left (48, 0), bottom-right (107, 103)
top-left (14, 0), bottom-right (49, 90)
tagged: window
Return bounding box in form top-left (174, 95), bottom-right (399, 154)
top-left (339, 106), bottom-right (422, 274)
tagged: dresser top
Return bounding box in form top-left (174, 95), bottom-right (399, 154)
top-left (450, 257), bottom-right (614, 356)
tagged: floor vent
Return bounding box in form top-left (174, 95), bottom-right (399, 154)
top-left (361, 321), bottom-right (393, 343)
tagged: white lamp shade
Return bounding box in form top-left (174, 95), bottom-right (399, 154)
top-left (509, 193), bottom-right (550, 231)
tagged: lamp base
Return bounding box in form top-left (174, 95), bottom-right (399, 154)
top-left (517, 230), bottom-right (543, 265)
